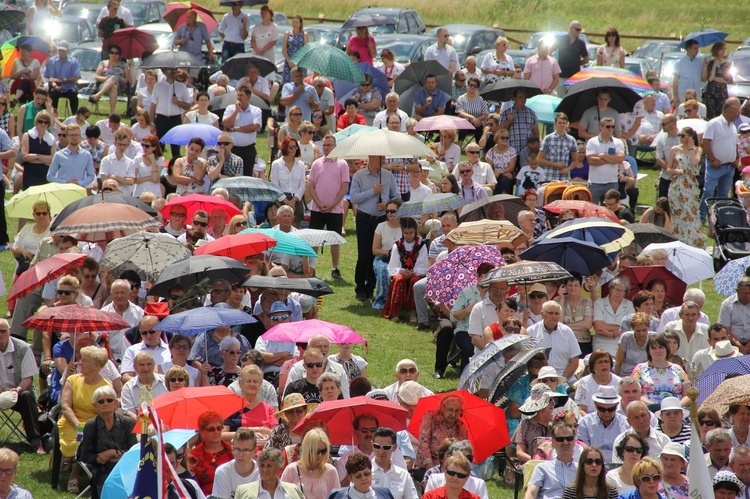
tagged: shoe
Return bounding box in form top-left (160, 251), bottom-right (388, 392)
top-left (389, 316), bottom-right (400, 322)
top-left (356, 291), bottom-right (368, 301)
top-left (433, 371), bottom-right (444, 379)
top-left (416, 323), bottom-right (431, 331)
top-left (331, 268), bottom-right (342, 280)
top-left (67, 479), bottom-right (79, 494)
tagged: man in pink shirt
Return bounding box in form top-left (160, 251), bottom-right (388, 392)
top-left (308, 135), bottom-right (350, 280)
top-left (523, 42), bottom-right (561, 95)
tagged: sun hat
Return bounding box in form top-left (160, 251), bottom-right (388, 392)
top-left (659, 441), bottom-right (686, 461)
top-left (529, 382), bottom-right (569, 408)
top-left (710, 340), bottom-right (741, 360)
top-left (590, 385), bottom-right (621, 406)
top-left (655, 397), bottom-right (689, 420)
top-left (143, 301), bottom-right (170, 319)
top-left (274, 393), bottom-right (308, 418)
top-left (532, 366), bottom-right (567, 385)
top-left (519, 392), bottom-right (552, 416)
top-left (739, 123), bottom-right (750, 133)
top-left (527, 283), bottom-right (548, 296)
top-left (0, 391), bottom-right (18, 410)
top-left (365, 389), bottom-right (389, 401)
top-left (742, 165), bottom-right (750, 175)
top-left (714, 470), bottom-right (746, 495)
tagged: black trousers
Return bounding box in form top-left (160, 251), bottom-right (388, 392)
top-left (354, 211), bottom-right (385, 296)
top-left (0, 178), bottom-right (7, 245)
top-left (155, 114), bottom-right (183, 158)
top-left (658, 177), bottom-right (671, 199)
top-left (233, 144), bottom-right (257, 177)
top-left (49, 87), bottom-right (79, 114)
top-left (13, 390), bottom-right (41, 448)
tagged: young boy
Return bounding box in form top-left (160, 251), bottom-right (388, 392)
top-left (516, 151), bottom-right (544, 196)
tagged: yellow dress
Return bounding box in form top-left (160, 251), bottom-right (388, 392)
top-left (57, 374), bottom-right (110, 457)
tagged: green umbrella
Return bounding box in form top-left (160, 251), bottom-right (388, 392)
top-left (239, 228), bottom-right (318, 257)
top-left (290, 44), bottom-right (365, 84)
top-left (526, 94), bottom-right (563, 124)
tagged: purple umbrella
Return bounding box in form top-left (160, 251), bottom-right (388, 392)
top-left (425, 245), bottom-right (505, 307)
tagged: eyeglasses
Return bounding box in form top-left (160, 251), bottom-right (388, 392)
top-left (373, 443), bottom-right (394, 451)
top-left (467, 150), bottom-right (480, 154)
top-left (385, 209), bottom-right (398, 214)
top-left (603, 125), bottom-right (615, 129)
top-left (172, 344), bottom-right (190, 351)
top-left (445, 469), bottom-right (468, 479)
top-left (234, 220), bottom-right (248, 228)
top-left (169, 377), bottom-right (185, 383)
top-left (56, 289), bottom-right (75, 296)
top-left (553, 435), bottom-right (575, 442)
top-left (141, 330), bottom-right (159, 335)
top-left (504, 326), bottom-right (521, 334)
top-left (0, 468), bottom-right (16, 475)
top-left (193, 220), bottom-right (209, 227)
top-left (287, 145), bottom-right (299, 150)
top-left (398, 367), bottom-right (417, 374)
top-left (271, 314), bottom-right (290, 321)
top-left (58, 133), bottom-right (67, 137)
top-left (640, 474), bottom-right (661, 483)
top-left (459, 169), bottom-right (472, 174)
top-left (624, 445), bottom-right (643, 453)
top-left (210, 288), bottom-right (229, 294)
top-left (141, 143), bottom-right (153, 148)
top-left (224, 350), bottom-right (241, 355)
top-left (584, 458), bottom-right (603, 465)
top-left (699, 420), bottom-right (718, 427)
top-left (96, 398), bottom-right (115, 404)
top-left (315, 448), bottom-right (327, 455)
top-left (595, 405), bottom-right (617, 413)
top-left (202, 425), bottom-right (223, 432)
top-left (170, 212), bottom-right (186, 218)
top-left (217, 141), bottom-right (232, 146)
top-left (34, 211), bottom-right (49, 216)
top-left (305, 361), bottom-right (324, 368)
top-left (290, 112), bottom-right (303, 116)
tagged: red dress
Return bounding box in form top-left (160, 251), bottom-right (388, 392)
top-left (382, 237), bottom-right (426, 320)
top-left (423, 487), bottom-right (480, 499)
top-left (188, 440), bottom-right (233, 495)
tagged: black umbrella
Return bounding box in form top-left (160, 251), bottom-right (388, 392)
top-left (149, 255), bottom-right (250, 297)
top-left (342, 15), bottom-right (395, 29)
top-left (491, 347), bottom-right (550, 407)
top-left (50, 193), bottom-right (157, 231)
top-left (555, 77), bottom-right (642, 122)
top-left (0, 5), bottom-right (24, 31)
top-left (221, 53), bottom-right (276, 79)
top-left (219, 0), bottom-right (267, 6)
top-left (480, 79), bottom-right (543, 102)
top-left (628, 223), bottom-right (679, 249)
top-left (457, 194), bottom-right (528, 226)
top-left (140, 51), bottom-right (203, 69)
top-left (394, 61), bottom-right (452, 114)
top-left (481, 261), bottom-right (572, 286)
top-left (241, 275), bottom-right (334, 297)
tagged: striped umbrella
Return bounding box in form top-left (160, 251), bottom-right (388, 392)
top-left (537, 217), bottom-right (634, 256)
top-left (481, 260), bottom-right (572, 286)
top-left (395, 193), bottom-right (468, 218)
top-left (563, 66), bottom-right (652, 96)
top-left (1, 36), bottom-right (49, 77)
top-left (445, 220), bottom-right (528, 249)
top-left (50, 203), bottom-right (160, 242)
top-left (290, 44), bottom-right (364, 84)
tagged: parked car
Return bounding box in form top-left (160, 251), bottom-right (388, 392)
top-left (137, 21), bottom-right (174, 50)
top-left (306, 24), bottom-right (345, 47)
top-left (60, 1), bottom-right (102, 28)
top-left (737, 38), bottom-right (750, 52)
top-left (121, 0), bottom-right (167, 27)
top-left (521, 31), bottom-right (590, 52)
top-left (728, 50), bottom-right (750, 103)
top-left (624, 57), bottom-right (655, 78)
top-left (344, 7), bottom-right (425, 35)
top-left (242, 9), bottom-right (289, 26)
top-left (657, 51), bottom-right (684, 87)
top-left (376, 34), bottom-right (432, 65)
top-left (69, 42), bottom-right (100, 88)
top-left (47, 16), bottom-right (96, 44)
top-left (425, 24), bottom-right (505, 65)
top-left (632, 40), bottom-right (683, 64)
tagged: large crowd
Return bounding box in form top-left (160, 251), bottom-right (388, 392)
top-left (4, 2), bottom-right (750, 499)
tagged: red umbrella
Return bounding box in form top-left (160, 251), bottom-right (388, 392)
top-left (8, 253), bottom-right (87, 301)
top-left (543, 199), bottom-right (620, 224)
top-left (293, 397), bottom-right (408, 445)
top-left (162, 194), bottom-right (242, 222)
top-left (194, 232), bottom-right (277, 259)
top-left (21, 304), bottom-right (130, 332)
top-left (50, 203), bottom-right (160, 243)
top-left (407, 390), bottom-right (509, 464)
top-left (163, 2), bottom-right (218, 33)
top-left (103, 28), bottom-right (159, 60)
top-left (150, 386), bottom-right (249, 430)
top-left (601, 265), bottom-right (686, 304)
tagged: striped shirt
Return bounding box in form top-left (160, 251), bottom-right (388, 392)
top-left (455, 95), bottom-right (489, 118)
top-left (658, 421), bottom-right (691, 444)
top-left (540, 131), bottom-right (578, 181)
top-left (500, 105), bottom-right (539, 152)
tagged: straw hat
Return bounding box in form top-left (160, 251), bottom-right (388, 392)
top-left (274, 393), bottom-right (308, 419)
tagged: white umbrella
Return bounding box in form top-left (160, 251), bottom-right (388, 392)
top-left (294, 228), bottom-right (347, 247)
top-left (676, 118), bottom-right (707, 135)
top-left (327, 129), bottom-right (436, 159)
top-left (100, 232), bottom-right (192, 281)
top-left (642, 241), bottom-right (714, 285)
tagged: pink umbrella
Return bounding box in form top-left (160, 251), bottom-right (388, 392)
top-left (260, 319), bottom-right (365, 344)
top-left (413, 115), bottom-right (475, 132)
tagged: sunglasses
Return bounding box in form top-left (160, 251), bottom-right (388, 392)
top-left (504, 326), bottom-right (521, 334)
top-left (398, 367), bottom-right (417, 374)
top-left (110, 51), bottom-right (121, 55)
top-left (678, 133), bottom-right (688, 138)
top-left (699, 420), bottom-right (717, 427)
top-left (169, 377), bottom-right (185, 383)
top-left (96, 398), bottom-right (115, 404)
top-left (603, 125), bottom-right (615, 129)
top-left (445, 469), bottom-right (468, 479)
top-left (234, 220), bottom-right (248, 228)
top-left (386, 209), bottom-right (398, 214)
top-left (584, 458), bottom-right (603, 465)
top-left (467, 150), bottom-right (480, 154)
top-left (624, 445), bottom-right (643, 453)
top-left (596, 405), bottom-right (617, 413)
top-left (170, 212), bottom-right (186, 218)
top-left (468, 84), bottom-right (479, 88)
top-left (37, 121), bottom-right (50, 125)
top-left (56, 289), bottom-right (75, 296)
top-left (315, 448), bottom-right (327, 455)
top-left (58, 133), bottom-right (67, 137)
top-left (271, 314), bottom-right (290, 321)
top-left (169, 294), bottom-right (184, 300)
top-left (34, 212), bottom-right (49, 216)
top-left (553, 435), bottom-right (575, 442)
top-left (192, 220), bottom-right (209, 227)
top-left (373, 443), bottom-right (394, 451)
top-left (459, 169), bottom-right (472, 174)
top-left (529, 292), bottom-right (547, 299)
top-left (305, 361), bottom-right (324, 368)
top-left (141, 143), bottom-right (153, 148)
top-left (498, 136), bottom-right (509, 140)
top-left (290, 112), bottom-right (303, 116)
top-left (217, 141), bottom-right (232, 146)
top-left (203, 426), bottom-right (223, 432)
top-left (141, 330), bottom-right (158, 335)
top-left (640, 474), bottom-right (661, 483)
top-left (312, 114), bottom-right (323, 118)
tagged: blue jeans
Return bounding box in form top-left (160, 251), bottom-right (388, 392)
top-left (700, 161), bottom-right (734, 221)
top-left (221, 41), bottom-right (245, 62)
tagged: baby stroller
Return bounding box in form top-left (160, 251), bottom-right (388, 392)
top-left (708, 197), bottom-right (750, 271)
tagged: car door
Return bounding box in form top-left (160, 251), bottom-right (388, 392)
top-left (397, 14), bottom-right (408, 34)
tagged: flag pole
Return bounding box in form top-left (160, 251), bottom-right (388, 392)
top-left (687, 387), bottom-right (715, 499)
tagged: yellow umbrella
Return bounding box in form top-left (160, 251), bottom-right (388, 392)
top-left (5, 183), bottom-right (87, 219)
top-left (445, 220), bottom-right (528, 249)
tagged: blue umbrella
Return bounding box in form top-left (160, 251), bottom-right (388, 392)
top-left (102, 429), bottom-right (197, 499)
top-left (239, 228), bottom-right (318, 257)
top-left (458, 335), bottom-right (537, 392)
top-left (695, 355), bottom-right (750, 406)
top-left (161, 124), bottom-right (222, 146)
top-left (679, 29), bottom-right (729, 48)
top-left (395, 193), bottom-right (468, 218)
top-left (333, 124), bottom-right (378, 143)
top-left (535, 218), bottom-right (634, 259)
top-left (331, 62), bottom-right (390, 103)
top-left (155, 305), bottom-right (256, 335)
top-left (526, 94), bottom-right (563, 124)
top-left (520, 237), bottom-right (611, 276)
top-left (713, 255), bottom-right (750, 296)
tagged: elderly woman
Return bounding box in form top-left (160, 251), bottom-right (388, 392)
top-left (236, 448), bottom-right (304, 498)
top-left (208, 336), bottom-right (242, 387)
top-left (513, 390), bottom-right (554, 463)
top-left (21, 110), bottom-right (56, 190)
top-left (329, 452), bottom-right (393, 499)
top-left (316, 372), bottom-right (343, 402)
top-left (89, 44), bottom-right (132, 116)
top-left (683, 407), bottom-right (722, 461)
top-left (575, 350), bottom-right (621, 414)
top-left (190, 410), bottom-right (233, 495)
top-left (555, 272), bottom-right (594, 355)
top-left (280, 427), bottom-right (340, 498)
top-left (372, 198), bottom-right (403, 310)
top-left (0, 449), bottom-right (32, 499)
top-left (225, 365), bottom-right (277, 437)
top-left (422, 451), bottom-right (480, 499)
top-left (713, 470), bottom-right (746, 499)
top-left (593, 277), bottom-right (635, 356)
top-left (189, 319), bottom-right (251, 370)
top-left (620, 291), bottom-right (659, 333)
top-left (266, 393), bottom-right (308, 451)
top-left (271, 136), bottom-right (307, 227)
top-left (159, 334), bottom-right (203, 387)
top-left (79, 385), bottom-right (137, 499)
top-left (58, 346), bottom-right (111, 494)
top-left (415, 395), bottom-right (469, 472)
top-left (657, 443), bottom-right (688, 499)
top-left (382, 217), bottom-right (428, 322)
top-left (165, 365), bottom-right (189, 391)
top-left (521, 189), bottom-right (547, 238)
top-left (727, 404), bottom-right (750, 448)
top-left (631, 333), bottom-right (690, 406)
top-left (481, 36), bottom-right (516, 84)
top-left (438, 129), bottom-right (461, 170)
top-left (615, 312), bottom-right (654, 377)
top-left (606, 431), bottom-right (648, 494)
top-left (562, 446), bottom-right (619, 499)
top-left (618, 456), bottom-right (665, 499)
top-left (11, 200), bottom-right (50, 276)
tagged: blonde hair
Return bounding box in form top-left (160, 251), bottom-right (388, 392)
top-left (228, 215), bottom-right (249, 235)
top-left (632, 456), bottom-right (663, 486)
top-left (445, 450), bottom-right (472, 474)
top-left (240, 364), bottom-right (263, 383)
top-left (32, 200), bottom-right (51, 215)
top-left (165, 365), bottom-right (189, 389)
top-left (35, 110), bottom-right (52, 125)
top-left (58, 275), bottom-right (80, 291)
top-left (80, 345), bottom-right (108, 367)
top-left (300, 428), bottom-right (329, 472)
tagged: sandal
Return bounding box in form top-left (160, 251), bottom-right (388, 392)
top-left (67, 479), bottom-right (79, 494)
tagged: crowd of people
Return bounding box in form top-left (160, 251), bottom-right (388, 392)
top-left (4, 6), bottom-right (750, 499)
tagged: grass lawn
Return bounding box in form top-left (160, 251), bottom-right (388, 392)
top-left (0, 100), bottom-right (726, 498)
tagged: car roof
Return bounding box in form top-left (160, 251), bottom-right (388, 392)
top-left (376, 33), bottom-right (431, 42)
top-left (306, 24), bottom-right (341, 31)
top-left (351, 7), bottom-right (414, 14)
top-left (138, 21), bottom-right (172, 33)
top-left (428, 24), bottom-right (499, 33)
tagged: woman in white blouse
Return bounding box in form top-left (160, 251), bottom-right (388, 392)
top-left (183, 92), bottom-right (219, 127)
top-left (132, 134), bottom-right (165, 198)
top-left (481, 36), bottom-right (517, 85)
top-left (270, 136), bottom-right (307, 227)
top-left (596, 28), bottom-right (626, 68)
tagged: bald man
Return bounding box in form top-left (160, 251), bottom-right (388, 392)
top-left (207, 132), bottom-right (244, 181)
top-left (284, 334), bottom-right (350, 398)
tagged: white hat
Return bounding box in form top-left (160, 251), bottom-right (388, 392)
top-left (710, 340), bottom-right (741, 360)
top-left (660, 442), bottom-right (686, 461)
top-left (0, 391), bottom-right (18, 410)
top-left (530, 382), bottom-right (569, 408)
top-left (655, 397), bottom-right (689, 420)
top-left (519, 392), bottom-right (552, 415)
top-left (398, 381), bottom-right (422, 406)
top-left (532, 366), bottom-right (567, 385)
top-left (591, 385), bottom-right (621, 406)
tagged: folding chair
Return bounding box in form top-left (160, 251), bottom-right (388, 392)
top-left (0, 408), bottom-right (26, 446)
top-left (75, 451), bottom-right (93, 499)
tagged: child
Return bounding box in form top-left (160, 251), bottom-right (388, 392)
top-left (735, 165), bottom-right (750, 210)
top-left (515, 151), bottom-right (543, 196)
top-left (739, 123), bottom-right (750, 166)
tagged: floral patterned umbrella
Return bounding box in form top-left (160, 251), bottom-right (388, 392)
top-left (481, 260), bottom-right (572, 286)
top-left (425, 245), bottom-right (505, 307)
top-left (713, 255), bottom-right (750, 296)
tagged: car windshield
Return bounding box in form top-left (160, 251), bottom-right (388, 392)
top-left (624, 62), bottom-right (644, 76)
top-left (379, 41), bottom-right (416, 63)
top-left (730, 58), bottom-right (750, 83)
top-left (634, 42), bottom-right (680, 60)
top-left (127, 2), bottom-right (148, 21)
top-left (52, 22), bottom-right (80, 43)
top-left (309, 30), bottom-right (339, 46)
top-left (64, 5), bottom-right (97, 23)
top-left (525, 32), bottom-right (588, 50)
top-left (659, 56), bottom-right (681, 80)
top-left (71, 49), bottom-right (100, 71)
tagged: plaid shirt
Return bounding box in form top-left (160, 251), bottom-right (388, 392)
top-left (207, 152), bottom-right (244, 177)
top-left (386, 158), bottom-right (411, 194)
top-left (540, 131), bottom-right (578, 181)
top-left (500, 105), bottom-right (539, 152)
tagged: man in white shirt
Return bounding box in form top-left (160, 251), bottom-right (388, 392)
top-left (285, 334), bottom-right (349, 398)
top-left (101, 279), bottom-right (144, 363)
top-left (468, 280), bottom-right (508, 351)
top-left (373, 92), bottom-right (409, 131)
top-left (223, 86), bottom-right (262, 176)
top-left (336, 414), bottom-right (408, 484)
top-left (663, 301), bottom-right (710, 365)
top-left (382, 359), bottom-right (434, 402)
top-left (149, 68), bottom-right (192, 157)
top-left (94, 115), bottom-right (121, 147)
top-left (658, 288), bottom-right (709, 330)
top-left (99, 129), bottom-right (135, 196)
top-left (371, 427), bottom-right (419, 499)
top-left (452, 147), bottom-right (495, 190)
top-left (693, 329), bottom-right (740, 377)
top-left (527, 301), bottom-right (581, 380)
top-left (424, 28), bottom-right (459, 74)
top-left (700, 98), bottom-right (741, 223)
top-left (218, 2), bottom-right (249, 60)
top-left (212, 428), bottom-right (260, 499)
top-left (635, 94), bottom-right (663, 151)
top-left (611, 401), bottom-right (671, 463)
top-left (313, 78), bottom-right (336, 130)
top-left (120, 315), bottom-right (170, 383)
top-left (121, 350), bottom-right (168, 417)
top-left (586, 116), bottom-right (626, 203)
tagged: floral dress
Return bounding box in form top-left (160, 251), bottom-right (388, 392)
top-left (283, 32), bottom-right (305, 84)
top-left (705, 59), bottom-right (732, 120)
top-left (630, 362), bottom-right (689, 405)
top-left (99, 59), bottom-right (128, 93)
top-left (658, 479), bottom-right (689, 499)
top-left (668, 154), bottom-right (704, 248)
